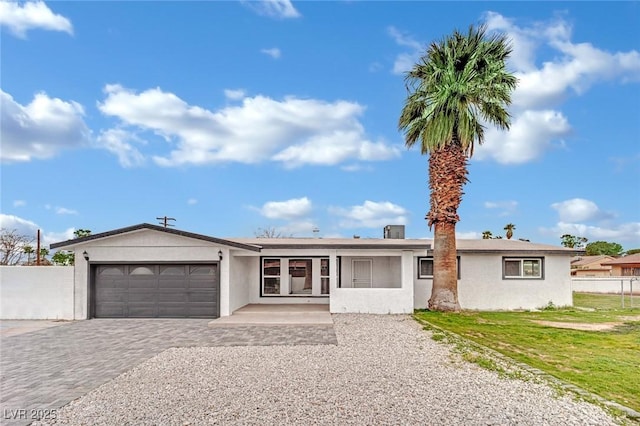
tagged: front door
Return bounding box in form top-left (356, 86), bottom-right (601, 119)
top-left (352, 259), bottom-right (372, 288)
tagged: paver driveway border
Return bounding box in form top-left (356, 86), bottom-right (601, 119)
top-left (0, 319), bottom-right (337, 426)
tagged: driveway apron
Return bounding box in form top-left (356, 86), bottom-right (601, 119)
top-left (0, 319), bottom-right (337, 426)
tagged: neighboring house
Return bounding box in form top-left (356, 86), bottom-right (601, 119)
top-left (600, 253), bottom-right (640, 276)
top-left (570, 255), bottom-right (615, 277)
top-left (50, 223), bottom-right (577, 319)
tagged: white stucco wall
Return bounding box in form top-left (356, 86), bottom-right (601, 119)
top-left (572, 277), bottom-right (639, 294)
top-left (414, 253), bottom-right (573, 310)
top-left (331, 251), bottom-right (413, 313)
top-left (339, 256), bottom-right (401, 288)
top-left (229, 256), bottom-right (255, 312)
top-left (0, 266), bottom-right (74, 319)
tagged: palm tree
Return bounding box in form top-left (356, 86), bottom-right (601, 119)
top-left (504, 223), bottom-right (516, 239)
top-left (482, 231), bottom-right (493, 240)
top-left (23, 245), bottom-right (34, 265)
top-left (399, 25), bottom-right (517, 311)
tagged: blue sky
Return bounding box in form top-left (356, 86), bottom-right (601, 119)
top-left (1, 0), bottom-right (639, 250)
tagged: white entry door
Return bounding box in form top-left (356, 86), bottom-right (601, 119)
top-left (352, 259), bottom-right (372, 288)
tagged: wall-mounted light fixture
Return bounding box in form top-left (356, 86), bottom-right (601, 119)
top-left (218, 250), bottom-right (223, 261)
top-left (83, 251), bottom-right (90, 261)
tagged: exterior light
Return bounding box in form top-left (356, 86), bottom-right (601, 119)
top-left (83, 251), bottom-right (89, 261)
top-left (218, 250), bottom-right (223, 261)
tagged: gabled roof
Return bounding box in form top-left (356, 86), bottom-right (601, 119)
top-left (601, 253), bottom-right (640, 266)
top-left (50, 223), bottom-right (261, 252)
top-left (571, 255), bottom-right (615, 267)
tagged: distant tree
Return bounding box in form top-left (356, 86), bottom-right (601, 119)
top-left (39, 248), bottom-right (50, 261)
top-left (23, 244), bottom-right (34, 265)
top-left (560, 234), bottom-right (588, 249)
top-left (625, 248), bottom-right (640, 256)
top-left (493, 235), bottom-right (503, 239)
top-left (52, 250), bottom-right (74, 266)
top-left (254, 227), bottom-right (291, 238)
top-left (504, 223), bottom-right (516, 240)
top-left (585, 241), bottom-right (624, 256)
top-left (0, 228), bottom-right (33, 265)
top-left (482, 231), bottom-right (493, 240)
top-left (73, 229), bottom-right (92, 238)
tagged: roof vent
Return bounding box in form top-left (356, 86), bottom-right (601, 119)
top-left (383, 225), bottom-right (405, 239)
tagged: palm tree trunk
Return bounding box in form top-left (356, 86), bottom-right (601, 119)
top-left (429, 221), bottom-right (460, 311)
top-left (426, 140), bottom-right (466, 312)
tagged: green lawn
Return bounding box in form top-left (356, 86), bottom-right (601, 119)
top-left (414, 293), bottom-right (640, 413)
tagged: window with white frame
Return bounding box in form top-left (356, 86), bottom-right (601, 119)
top-left (418, 256), bottom-right (460, 279)
top-left (262, 258), bottom-right (281, 295)
top-left (503, 257), bottom-right (543, 279)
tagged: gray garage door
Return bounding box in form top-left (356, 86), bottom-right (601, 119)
top-left (93, 264), bottom-right (219, 318)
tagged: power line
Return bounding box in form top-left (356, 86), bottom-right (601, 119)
top-left (156, 216), bottom-right (176, 228)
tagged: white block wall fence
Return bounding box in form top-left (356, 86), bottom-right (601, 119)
top-left (571, 277), bottom-right (640, 295)
top-left (0, 266), bottom-right (75, 320)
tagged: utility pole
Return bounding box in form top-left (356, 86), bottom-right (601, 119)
top-left (156, 216), bottom-right (176, 228)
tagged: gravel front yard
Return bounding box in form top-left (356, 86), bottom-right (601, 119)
top-left (36, 315), bottom-right (620, 425)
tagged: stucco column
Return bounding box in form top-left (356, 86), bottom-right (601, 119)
top-left (329, 249), bottom-right (338, 312)
top-left (219, 248), bottom-right (231, 317)
top-left (75, 252), bottom-right (89, 319)
top-left (402, 250), bottom-right (414, 311)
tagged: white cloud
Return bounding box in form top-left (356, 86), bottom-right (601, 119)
top-left (387, 26), bottom-right (423, 75)
top-left (278, 220), bottom-right (317, 236)
top-left (1, 89), bottom-right (91, 163)
top-left (331, 200), bottom-right (408, 229)
top-left (187, 198), bottom-right (198, 205)
top-left (476, 12), bottom-right (640, 165)
top-left (55, 206), bottom-right (77, 215)
top-left (483, 200), bottom-right (518, 217)
top-left (13, 200), bottom-right (26, 207)
top-left (476, 110), bottom-right (571, 164)
top-left (243, 0), bottom-right (300, 19)
top-left (542, 221), bottom-right (640, 245)
top-left (260, 47), bottom-right (281, 59)
top-left (0, 0), bottom-right (73, 37)
top-left (551, 198), bottom-right (613, 222)
top-left (96, 128), bottom-right (146, 168)
top-left (224, 89), bottom-right (246, 100)
top-left (258, 197), bottom-right (312, 220)
top-left (98, 84), bottom-right (400, 168)
top-left (0, 214), bottom-right (38, 236)
top-left (43, 228), bottom-right (75, 248)
top-left (486, 12), bottom-right (640, 111)
top-left (0, 214), bottom-right (75, 248)
top-left (456, 231), bottom-right (481, 239)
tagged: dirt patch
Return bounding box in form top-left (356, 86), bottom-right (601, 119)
top-left (533, 320), bottom-right (621, 331)
top-left (618, 315), bottom-right (640, 322)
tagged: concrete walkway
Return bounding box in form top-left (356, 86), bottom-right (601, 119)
top-left (208, 303), bottom-right (332, 327)
top-left (0, 318), bottom-right (336, 426)
top-left (0, 320), bottom-right (72, 337)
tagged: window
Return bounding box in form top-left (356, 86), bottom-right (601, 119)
top-left (190, 265), bottom-right (216, 275)
top-left (262, 259), bottom-right (281, 295)
top-left (321, 259), bottom-right (330, 295)
top-left (503, 257), bottom-right (543, 279)
top-left (160, 265), bottom-right (185, 276)
top-left (417, 256), bottom-right (460, 279)
top-left (289, 259), bottom-right (312, 295)
top-left (621, 267), bottom-right (640, 276)
top-left (129, 266), bottom-right (154, 275)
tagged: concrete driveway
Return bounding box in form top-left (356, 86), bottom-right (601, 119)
top-left (0, 319), bottom-right (336, 426)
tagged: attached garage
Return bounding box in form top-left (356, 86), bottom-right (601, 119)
top-left (92, 263), bottom-right (220, 318)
